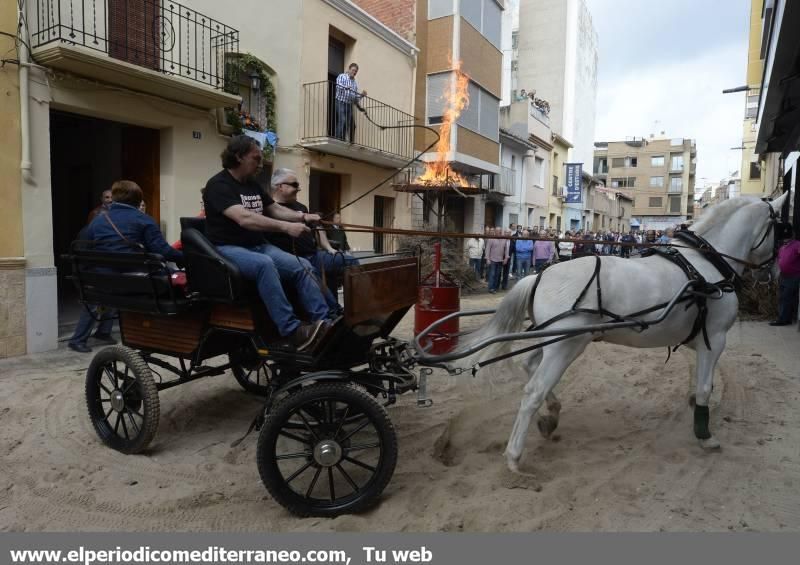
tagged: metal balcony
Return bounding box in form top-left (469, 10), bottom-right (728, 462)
top-left (30, 0), bottom-right (240, 109)
top-left (300, 80), bottom-right (415, 169)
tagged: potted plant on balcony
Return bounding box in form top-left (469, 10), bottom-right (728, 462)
top-left (220, 54), bottom-right (277, 160)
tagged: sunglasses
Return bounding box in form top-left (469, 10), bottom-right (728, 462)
top-left (282, 181), bottom-right (300, 189)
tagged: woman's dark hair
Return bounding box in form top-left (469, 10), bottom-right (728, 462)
top-left (110, 180), bottom-right (143, 206)
top-left (221, 135), bottom-right (260, 169)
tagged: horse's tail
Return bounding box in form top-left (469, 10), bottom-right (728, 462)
top-left (454, 274), bottom-right (539, 368)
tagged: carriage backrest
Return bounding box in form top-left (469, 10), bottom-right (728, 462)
top-left (65, 244), bottom-right (188, 315)
top-left (180, 226), bottom-right (245, 303)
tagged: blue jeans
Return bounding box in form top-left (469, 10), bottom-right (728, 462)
top-left (69, 305), bottom-right (115, 346)
top-left (516, 258), bottom-right (531, 278)
top-left (534, 258), bottom-right (548, 273)
top-left (469, 258), bottom-right (482, 277)
top-left (218, 243), bottom-right (330, 336)
top-left (487, 261), bottom-right (503, 292)
top-left (335, 101), bottom-right (355, 141)
top-left (302, 250), bottom-right (360, 309)
top-left (777, 275), bottom-right (800, 323)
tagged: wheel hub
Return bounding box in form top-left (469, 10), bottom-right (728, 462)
top-left (313, 440), bottom-right (343, 467)
top-left (110, 390), bottom-right (126, 413)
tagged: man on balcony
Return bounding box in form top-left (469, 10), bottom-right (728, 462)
top-left (335, 63), bottom-right (366, 143)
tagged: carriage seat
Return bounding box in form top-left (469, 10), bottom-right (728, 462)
top-left (66, 245), bottom-right (191, 315)
top-left (180, 218), bottom-right (250, 304)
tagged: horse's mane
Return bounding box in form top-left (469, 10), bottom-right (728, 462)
top-left (690, 197), bottom-right (760, 236)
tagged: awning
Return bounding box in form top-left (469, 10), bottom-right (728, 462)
top-left (629, 218), bottom-right (641, 227)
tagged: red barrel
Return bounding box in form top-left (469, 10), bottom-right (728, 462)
top-left (414, 243), bottom-right (460, 354)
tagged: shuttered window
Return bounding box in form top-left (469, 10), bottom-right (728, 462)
top-left (426, 72), bottom-right (451, 124)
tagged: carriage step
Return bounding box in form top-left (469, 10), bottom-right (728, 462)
top-left (417, 369), bottom-right (433, 407)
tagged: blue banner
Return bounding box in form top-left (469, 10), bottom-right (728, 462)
top-left (565, 163), bottom-right (583, 204)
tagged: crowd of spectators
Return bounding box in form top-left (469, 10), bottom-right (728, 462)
top-left (467, 223), bottom-right (684, 289)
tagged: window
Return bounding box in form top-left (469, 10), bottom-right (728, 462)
top-left (455, 79), bottom-right (499, 141)
top-left (650, 176), bottom-right (664, 188)
top-left (533, 156), bottom-right (545, 187)
top-left (460, 0), bottom-right (502, 49)
top-left (651, 155), bottom-right (665, 167)
top-left (512, 31), bottom-right (519, 50)
top-left (596, 157), bottom-right (608, 174)
top-left (612, 157), bottom-right (625, 168)
top-left (509, 213), bottom-right (519, 225)
top-left (429, 0), bottom-right (454, 19)
top-left (426, 72), bottom-right (450, 124)
top-left (626, 157), bottom-right (638, 168)
top-left (749, 162), bottom-right (761, 179)
top-left (669, 196), bottom-right (682, 214)
top-left (670, 154), bottom-right (684, 171)
top-left (669, 176), bottom-right (683, 193)
top-left (552, 175), bottom-right (559, 196)
top-left (649, 197), bottom-right (663, 208)
top-left (610, 177), bottom-right (636, 188)
top-left (539, 216), bottom-right (546, 228)
top-left (745, 92), bottom-right (759, 119)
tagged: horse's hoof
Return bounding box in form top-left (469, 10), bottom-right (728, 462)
top-left (505, 452), bottom-right (521, 473)
top-left (537, 415), bottom-right (559, 439)
top-left (699, 437), bottom-right (721, 451)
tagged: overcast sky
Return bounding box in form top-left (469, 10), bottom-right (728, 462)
top-left (585, 0), bottom-right (751, 188)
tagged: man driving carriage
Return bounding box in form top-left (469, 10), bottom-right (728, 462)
top-left (267, 167), bottom-right (359, 301)
top-left (202, 136), bottom-right (336, 352)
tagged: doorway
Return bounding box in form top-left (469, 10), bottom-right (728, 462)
top-left (373, 196), bottom-right (395, 254)
top-left (484, 202), bottom-right (501, 228)
top-left (309, 170), bottom-right (342, 217)
top-left (327, 36), bottom-right (345, 137)
top-left (50, 111), bottom-right (160, 334)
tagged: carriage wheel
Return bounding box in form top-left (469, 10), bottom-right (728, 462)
top-left (257, 382), bottom-right (397, 517)
top-left (85, 346), bottom-right (159, 454)
top-left (229, 353), bottom-right (273, 396)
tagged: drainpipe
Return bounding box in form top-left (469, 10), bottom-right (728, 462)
top-left (522, 149), bottom-right (534, 225)
top-left (18, 1), bottom-right (33, 184)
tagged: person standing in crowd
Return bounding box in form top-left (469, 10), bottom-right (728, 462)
top-left (485, 228), bottom-right (509, 294)
top-left (465, 234), bottom-right (484, 278)
top-left (558, 231), bottom-right (574, 261)
top-left (771, 233), bottom-right (800, 326)
top-left (203, 136), bottom-right (336, 352)
top-left (533, 232), bottom-right (556, 273)
top-left (514, 229), bottom-right (533, 278)
top-left (501, 228), bottom-right (515, 290)
top-left (87, 189), bottom-right (113, 224)
top-left (266, 167), bottom-right (358, 309)
top-left (335, 63), bottom-right (366, 143)
top-left (657, 227), bottom-right (674, 245)
top-left (620, 231), bottom-right (634, 258)
top-left (507, 223), bottom-right (519, 280)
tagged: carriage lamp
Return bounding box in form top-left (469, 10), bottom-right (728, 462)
top-left (248, 71), bottom-right (261, 117)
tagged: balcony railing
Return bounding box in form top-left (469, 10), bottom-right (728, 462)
top-left (31, 0), bottom-right (239, 92)
top-left (494, 166), bottom-right (516, 196)
top-left (301, 80), bottom-right (415, 162)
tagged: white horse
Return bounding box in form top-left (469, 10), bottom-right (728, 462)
top-left (458, 194), bottom-right (787, 472)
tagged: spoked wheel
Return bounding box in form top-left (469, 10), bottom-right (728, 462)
top-left (257, 382), bottom-right (398, 517)
top-left (229, 353), bottom-right (273, 396)
top-left (85, 345), bottom-right (159, 454)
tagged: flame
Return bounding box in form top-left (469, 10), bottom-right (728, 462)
top-left (417, 59), bottom-right (471, 187)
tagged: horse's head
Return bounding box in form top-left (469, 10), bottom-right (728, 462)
top-left (745, 192), bottom-right (790, 280)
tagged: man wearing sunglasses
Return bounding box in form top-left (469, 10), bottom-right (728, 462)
top-left (202, 136), bottom-right (335, 352)
top-left (267, 168), bottom-right (359, 305)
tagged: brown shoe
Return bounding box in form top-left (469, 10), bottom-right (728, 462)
top-left (292, 320), bottom-right (326, 351)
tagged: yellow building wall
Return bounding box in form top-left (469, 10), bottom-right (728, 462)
top-left (746, 0), bottom-right (764, 86)
top-left (548, 140), bottom-right (569, 229)
top-left (0, 0), bottom-right (26, 358)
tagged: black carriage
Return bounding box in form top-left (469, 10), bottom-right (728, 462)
top-left (66, 218), bottom-right (421, 516)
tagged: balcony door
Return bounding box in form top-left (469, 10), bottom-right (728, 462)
top-left (309, 171), bottom-right (341, 217)
top-left (327, 37), bottom-right (345, 137)
top-left (109, 0), bottom-right (161, 70)
top-left (373, 196), bottom-right (395, 254)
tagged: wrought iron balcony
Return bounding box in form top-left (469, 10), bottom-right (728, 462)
top-left (30, 0), bottom-right (240, 108)
top-left (301, 80), bottom-right (415, 169)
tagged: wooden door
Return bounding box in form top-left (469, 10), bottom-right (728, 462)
top-left (109, 0), bottom-right (161, 70)
top-left (121, 126), bottom-right (160, 222)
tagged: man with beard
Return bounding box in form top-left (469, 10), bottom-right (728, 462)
top-left (202, 136), bottom-right (334, 351)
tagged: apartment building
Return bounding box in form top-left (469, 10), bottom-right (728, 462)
top-left (739, 0), bottom-right (766, 196)
top-left (594, 137), bottom-right (697, 231)
top-left (514, 0), bottom-right (598, 167)
top-left (1, 0), bottom-right (417, 357)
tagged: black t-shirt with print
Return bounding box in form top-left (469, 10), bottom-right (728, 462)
top-left (267, 200), bottom-right (317, 257)
top-left (203, 170), bottom-right (274, 247)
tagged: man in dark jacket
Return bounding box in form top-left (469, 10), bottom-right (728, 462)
top-left (68, 180), bottom-right (182, 353)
